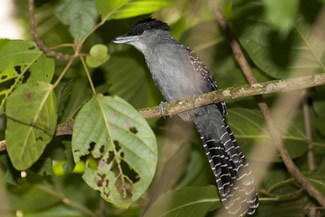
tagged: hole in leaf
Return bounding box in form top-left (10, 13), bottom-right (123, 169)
top-left (22, 70), bottom-right (31, 83)
top-left (14, 66), bottom-right (21, 74)
top-left (106, 151), bottom-right (114, 165)
top-left (99, 145), bottom-right (105, 154)
top-left (87, 156), bottom-right (98, 170)
top-left (110, 160), bottom-right (120, 177)
top-left (113, 140), bottom-right (121, 152)
top-left (1, 75), bottom-right (7, 80)
top-left (115, 174), bottom-right (133, 201)
top-left (96, 173), bottom-right (106, 187)
top-left (35, 136), bottom-right (43, 141)
top-left (129, 127), bottom-right (138, 134)
top-left (28, 45), bottom-right (36, 50)
top-left (88, 142), bottom-right (96, 153)
top-left (120, 152), bottom-right (125, 158)
top-left (120, 160), bottom-right (140, 184)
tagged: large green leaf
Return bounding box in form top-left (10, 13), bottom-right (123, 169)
top-left (6, 82), bottom-right (57, 170)
top-left (143, 186), bottom-right (220, 217)
top-left (227, 108), bottom-right (309, 162)
top-left (233, 0), bottom-right (325, 79)
top-left (54, 0), bottom-right (98, 40)
top-left (72, 95), bottom-right (157, 208)
top-left (96, 0), bottom-right (176, 20)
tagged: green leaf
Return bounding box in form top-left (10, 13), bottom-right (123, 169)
top-left (227, 108), bottom-right (309, 162)
top-left (54, 0), bottom-right (98, 40)
top-left (96, 0), bottom-right (176, 20)
top-left (6, 82), bottom-right (57, 170)
top-left (0, 40), bottom-right (41, 72)
top-left (86, 44), bottom-right (110, 68)
top-left (6, 182), bottom-right (60, 211)
top-left (307, 175), bottom-right (325, 194)
top-left (29, 54), bottom-right (55, 83)
top-left (316, 116), bottom-right (325, 136)
top-left (265, 0), bottom-right (299, 35)
top-left (72, 95), bottom-right (157, 208)
top-left (255, 197), bottom-right (305, 217)
top-left (0, 40), bottom-right (55, 107)
top-left (103, 53), bottom-right (159, 108)
top-left (143, 186), bottom-right (220, 217)
top-left (233, 0), bottom-right (325, 79)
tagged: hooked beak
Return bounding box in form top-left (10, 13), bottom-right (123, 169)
top-left (112, 34), bottom-right (138, 44)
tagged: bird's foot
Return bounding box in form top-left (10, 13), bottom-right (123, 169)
top-left (192, 96), bottom-right (200, 116)
top-left (159, 101), bottom-right (168, 119)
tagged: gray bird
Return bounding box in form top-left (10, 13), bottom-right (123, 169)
top-left (113, 18), bottom-right (258, 216)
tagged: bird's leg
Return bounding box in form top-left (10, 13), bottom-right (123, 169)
top-left (159, 101), bottom-right (169, 118)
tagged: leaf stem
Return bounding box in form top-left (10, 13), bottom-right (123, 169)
top-left (80, 56), bottom-right (126, 190)
top-left (267, 178), bottom-right (296, 193)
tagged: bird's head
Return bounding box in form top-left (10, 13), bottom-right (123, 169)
top-left (112, 18), bottom-right (172, 53)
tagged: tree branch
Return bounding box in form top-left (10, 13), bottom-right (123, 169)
top-left (1, 73), bottom-right (325, 151)
top-left (139, 73), bottom-right (325, 119)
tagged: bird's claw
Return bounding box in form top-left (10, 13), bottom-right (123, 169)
top-left (159, 101), bottom-right (168, 119)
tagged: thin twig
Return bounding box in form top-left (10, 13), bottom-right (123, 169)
top-left (35, 184), bottom-right (99, 217)
top-left (303, 90), bottom-right (316, 171)
top-left (214, 8), bottom-right (325, 208)
top-left (28, 0), bottom-right (75, 61)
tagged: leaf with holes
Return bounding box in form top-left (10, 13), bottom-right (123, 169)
top-left (143, 186), bottom-right (220, 217)
top-left (96, 0), bottom-right (177, 20)
top-left (0, 40), bottom-right (55, 106)
top-left (5, 82), bottom-right (57, 170)
top-left (72, 95), bottom-right (157, 208)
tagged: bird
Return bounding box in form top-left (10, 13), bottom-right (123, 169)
top-left (112, 17), bottom-right (258, 216)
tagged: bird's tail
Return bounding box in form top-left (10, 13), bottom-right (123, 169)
top-left (194, 105), bottom-right (258, 216)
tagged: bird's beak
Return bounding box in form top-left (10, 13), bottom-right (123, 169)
top-left (112, 34), bottom-right (138, 44)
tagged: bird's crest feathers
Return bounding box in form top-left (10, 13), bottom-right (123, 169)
top-left (127, 18), bottom-right (171, 36)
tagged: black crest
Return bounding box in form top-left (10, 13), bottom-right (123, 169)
top-left (127, 18), bottom-right (171, 36)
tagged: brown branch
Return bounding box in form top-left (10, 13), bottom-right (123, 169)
top-left (140, 73), bottom-right (325, 119)
top-left (214, 8), bottom-right (325, 208)
top-left (28, 0), bottom-right (75, 61)
top-left (1, 73), bottom-right (325, 152)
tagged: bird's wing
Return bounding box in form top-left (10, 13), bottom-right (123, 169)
top-left (186, 47), bottom-right (227, 116)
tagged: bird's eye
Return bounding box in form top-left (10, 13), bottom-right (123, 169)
top-left (137, 29), bottom-right (144, 35)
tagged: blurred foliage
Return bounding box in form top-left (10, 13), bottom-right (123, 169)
top-left (0, 0), bottom-right (325, 216)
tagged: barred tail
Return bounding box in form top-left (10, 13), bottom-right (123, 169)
top-left (194, 105), bottom-right (258, 216)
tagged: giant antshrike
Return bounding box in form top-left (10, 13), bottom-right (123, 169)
top-left (113, 18), bottom-right (258, 216)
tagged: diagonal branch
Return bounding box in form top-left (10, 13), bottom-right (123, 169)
top-left (28, 0), bottom-right (75, 61)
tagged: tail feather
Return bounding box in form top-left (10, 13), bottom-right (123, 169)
top-left (194, 105), bottom-right (258, 216)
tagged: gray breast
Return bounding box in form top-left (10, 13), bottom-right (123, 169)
top-left (145, 43), bottom-right (208, 102)
top-left (144, 43), bottom-right (209, 121)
